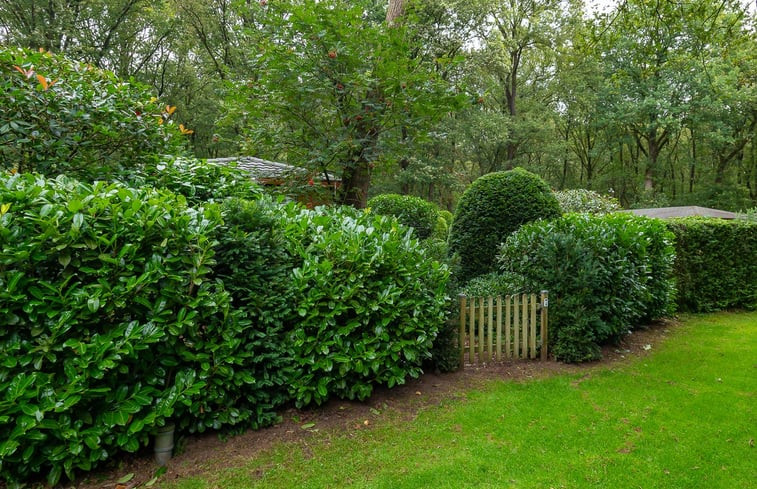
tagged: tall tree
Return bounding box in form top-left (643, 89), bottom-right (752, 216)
top-left (237, 0), bottom-right (462, 207)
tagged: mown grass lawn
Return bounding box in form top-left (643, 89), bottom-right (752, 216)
top-left (165, 312), bottom-right (756, 489)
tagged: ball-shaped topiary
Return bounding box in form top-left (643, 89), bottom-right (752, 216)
top-left (449, 168), bottom-right (561, 282)
top-left (367, 193), bottom-right (440, 240)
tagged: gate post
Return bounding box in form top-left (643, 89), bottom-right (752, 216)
top-left (540, 290), bottom-right (549, 361)
top-left (458, 294), bottom-right (466, 368)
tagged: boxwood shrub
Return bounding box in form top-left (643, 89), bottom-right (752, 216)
top-left (667, 218), bottom-right (757, 312)
top-left (498, 213), bottom-right (676, 363)
top-left (367, 193), bottom-right (440, 240)
top-left (449, 168), bottom-right (561, 283)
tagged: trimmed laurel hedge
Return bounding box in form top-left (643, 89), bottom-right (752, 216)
top-left (0, 173), bottom-right (449, 485)
top-left (498, 213), bottom-right (676, 363)
top-left (0, 174), bottom-right (232, 485)
top-left (449, 168), bottom-right (561, 283)
top-left (367, 194), bottom-right (440, 240)
top-left (667, 218), bottom-right (757, 312)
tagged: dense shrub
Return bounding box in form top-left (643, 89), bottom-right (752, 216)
top-left (0, 173), bottom-right (451, 484)
top-left (433, 210), bottom-right (454, 240)
top-left (740, 207), bottom-right (757, 222)
top-left (208, 197), bottom-right (298, 430)
top-left (667, 218), bottom-right (757, 312)
top-left (367, 193), bottom-right (440, 240)
top-left (135, 157), bottom-right (263, 206)
top-left (498, 213), bottom-right (676, 363)
top-left (458, 272), bottom-right (523, 298)
top-left (277, 206), bottom-right (449, 405)
top-left (0, 173), bottom-right (232, 484)
top-left (0, 47), bottom-right (184, 181)
top-left (554, 189), bottom-right (621, 214)
top-left (449, 168), bottom-right (561, 282)
top-left (438, 209), bottom-right (454, 228)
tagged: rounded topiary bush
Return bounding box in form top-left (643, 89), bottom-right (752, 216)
top-left (367, 194), bottom-right (439, 240)
top-left (449, 168), bottom-right (561, 282)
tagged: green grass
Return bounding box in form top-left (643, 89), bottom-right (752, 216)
top-left (165, 312), bottom-right (756, 489)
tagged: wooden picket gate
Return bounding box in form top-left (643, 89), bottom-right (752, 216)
top-left (458, 292), bottom-right (549, 366)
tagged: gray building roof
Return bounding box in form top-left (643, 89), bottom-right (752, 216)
top-left (207, 156), bottom-right (339, 182)
top-left (623, 206), bottom-right (738, 219)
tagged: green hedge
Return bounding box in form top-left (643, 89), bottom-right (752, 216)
top-left (277, 205), bottom-right (449, 405)
top-left (367, 194), bottom-right (439, 240)
top-left (667, 218), bottom-right (757, 312)
top-left (498, 213), bottom-right (676, 363)
top-left (136, 157), bottom-right (263, 206)
top-left (0, 173), bottom-right (450, 484)
top-left (449, 168), bottom-right (561, 283)
top-left (0, 174), bottom-right (231, 485)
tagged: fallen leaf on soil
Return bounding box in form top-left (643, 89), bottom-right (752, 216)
top-left (117, 473), bottom-right (135, 484)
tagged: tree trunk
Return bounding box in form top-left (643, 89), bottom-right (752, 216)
top-left (340, 160), bottom-right (372, 208)
top-left (689, 130), bottom-right (696, 193)
top-left (386, 0), bottom-right (406, 25)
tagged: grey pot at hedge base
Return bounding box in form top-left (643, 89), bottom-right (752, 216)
top-left (154, 424), bottom-right (175, 466)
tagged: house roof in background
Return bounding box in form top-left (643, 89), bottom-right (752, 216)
top-left (623, 206), bottom-right (738, 219)
top-left (207, 156), bottom-right (339, 182)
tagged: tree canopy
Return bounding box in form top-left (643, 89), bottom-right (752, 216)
top-left (1, 0), bottom-right (755, 210)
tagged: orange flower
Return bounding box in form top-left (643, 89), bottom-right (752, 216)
top-left (179, 124), bottom-right (194, 135)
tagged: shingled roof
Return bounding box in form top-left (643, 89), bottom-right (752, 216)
top-left (207, 156), bottom-right (339, 182)
top-left (623, 206), bottom-right (738, 219)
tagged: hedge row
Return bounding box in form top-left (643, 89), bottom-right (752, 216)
top-left (0, 173), bottom-right (449, 485)
top-left (667, 218), bottom-right (757, 312)
top-left (498, 213), bottom-right (676, 363)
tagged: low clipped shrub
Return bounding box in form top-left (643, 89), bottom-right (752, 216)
top-left (367, 194), bottom-right (439, 240)
top-left (554, 189), bottom-right (621, 214)
top-left (449, 168), bottom-right (561, 283)
top-left (0, 47), bottom-right (184, 181)
top-left (459, 272), bottom-right (523, 298)
top-left (278, 206), bottom-right (449, 405)
top-left (0, 173), bottom-right (231, 484)
top-left (498, 213), bottom-right (676, 363)
top-left (135, 157), bottom-right (263, 206)
top-left (667, 218), bottom-right (757, 312)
